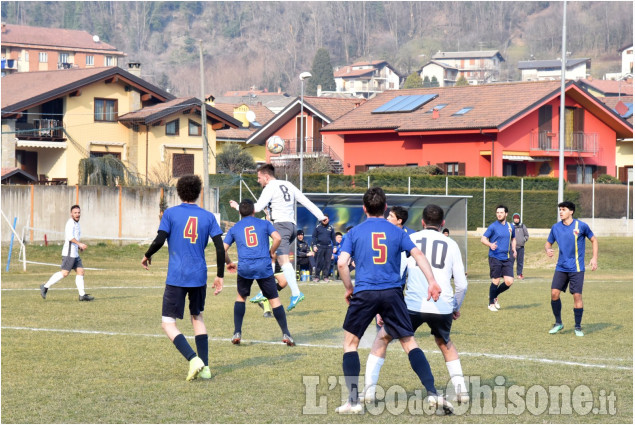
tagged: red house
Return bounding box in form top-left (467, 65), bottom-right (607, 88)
top-left (321, 81), bottom-right (633, 182)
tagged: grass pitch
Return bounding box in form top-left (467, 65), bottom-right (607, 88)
top-left (1, 237), bottom-right (632, 423)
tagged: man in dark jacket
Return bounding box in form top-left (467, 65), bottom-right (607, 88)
top-left (296, 230), bottom-right (313, 274)
top-left (512, 213), bottom-right (529, 279)
top-left (312, 215), bottom-right (335, 282)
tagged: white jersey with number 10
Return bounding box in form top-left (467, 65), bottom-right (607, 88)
top-left (405, 229), bottom-right (468, 314)
top-left (254, 179), bottom-right (325, 224)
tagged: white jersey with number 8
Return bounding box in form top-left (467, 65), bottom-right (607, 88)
top-left (254, 179), bottom-right (325, 224)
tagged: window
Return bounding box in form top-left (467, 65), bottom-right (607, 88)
top-left (105, 56), bottom-right (115, 66)
top-left (86, 55), bottom-right (94, 66)
top-left (166, 119), bottom-right (179, 136)
top-left (446, 163), bottom-right (460, 175)
top-left (39, 52), bottom-right (48, 63)
top-left (173, 153), bottom-right (194, 177)
top-left (426, 104), bottom-right (448, 113)
top-left (59, 52), bottom-right (70, 64)
top-left (188, 119), bottom-right (201, 136)
top-left (90, 151), bottom-right (121, 160)
top-left (452, 107), bottom-right (473, 116)
top-left (94, 98), bottom-right (118, 122)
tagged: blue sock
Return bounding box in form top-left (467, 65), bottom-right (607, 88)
top-left (495, 283), bottom-right (510, 297)
top-left (489, 283), bottom-right (498, 304)
top-left (172, 334), bottom-right (196, 361)
top-left (195, 334), bottom-right (208, 366)
top-left (574, 308), bottom-right (583, 328)
top-left (234, 302), bottom-right (246, 334)
top-left (551, 299), bottom-right (562, 324)
top-left (342, 351), bottom-right (360, 403)
top-left (272, 305), bottom-right (289, 335)
top-left (408, 348), bottom-right (436, 394)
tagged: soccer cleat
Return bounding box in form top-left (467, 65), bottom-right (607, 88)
top-left (493, 298), bottom-right (501, 309)
top-left (487, 304), bottom-right (499, 312)
top-left (518, 274), bottom-right (524, 280)
top-left (359, 386), bottom-right (376, 403)
top-left (549, 323), bottom-right (564, 334)
top-left (452, 392), bottom-right (470, 404)
top-left (426, 395), bottom-right (454, 415)
top-left (312, 278), bottom-right (319, 283)
top-left (263, 311), bottom-right (273, 318)
top-left (186, 356), bottom-right (205, 381)
top-left (78, 294), bottom-right (94, 301)
top-left (249, 292), bottom-right (266, 304)
top-left (324, 278), bottom-right (330, 283)
top-left (575, 327), bottom-right (584, 337)
top-left (198, 366), bottom-right (211, 380)
top-left (286, 292), bottom-right (305, 311)
top-left (335, 401), bottom-right (363, 414)
top-left (231, 332), bottom-right (241, 345)
top-left (40, 284), bottom-right (48, 299)
top-left (282, 333), bottom-right (295, 346)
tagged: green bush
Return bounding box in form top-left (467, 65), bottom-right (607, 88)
top-left (595, 174), bottom-right (622, 184)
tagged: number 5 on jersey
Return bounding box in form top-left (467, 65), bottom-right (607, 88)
top-left (372, 232), bottom-right (387, 264)
top-left (184, 217), bottom-right (198, 243)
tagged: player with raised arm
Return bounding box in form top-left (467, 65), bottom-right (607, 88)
top-left (363, 204), bottom-right (469, 404)
top-left (40, 205), bottom-right (94, 301)
top-left (230, 164), bottom-right (326, 311)
top-left (545, 201), bottom-right (598, 337)
top-left (481, 205), bottom-right (516, 311)
top-left (141, 175), bottom-right (230, 381)
top-left (335, 187), bottom-right (452, 415)
top-left (223, 199), bottom-right (295, 346)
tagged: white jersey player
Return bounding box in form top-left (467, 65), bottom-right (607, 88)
top-left (363, 204), bottom-right (469, 404)
top-left (230, 164), bottom-right (325, 312)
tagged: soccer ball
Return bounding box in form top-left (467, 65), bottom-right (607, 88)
top-left (267, 136), bottom-right (285, 154)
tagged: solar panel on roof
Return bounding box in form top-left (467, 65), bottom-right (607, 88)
top-left (372, 94), bottom-right (438, 113)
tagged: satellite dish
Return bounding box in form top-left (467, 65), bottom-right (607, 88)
top-left (245, 110), bottom-right (256, 123)
top-left (93, 35), bottom-right (100, 43)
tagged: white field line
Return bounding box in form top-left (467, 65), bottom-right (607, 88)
top-left (1, 325), bottom-right (631, 371)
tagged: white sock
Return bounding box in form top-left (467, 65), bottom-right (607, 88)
top-left (364, 354), bottom-right (385, 392)
top-left (44, 271), bottom-right (64, 288)
top-left (446, 359), bottom-right (467, 394)
top-left (281, 262), bottom-right (300, 297)
top-left (75, 275), bottom-right (85, 296)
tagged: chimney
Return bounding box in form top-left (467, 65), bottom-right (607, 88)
top-left (587, 75), bottom-right (593, 81)
top-left (432, 108), bottom-right (440, 119)
top-left (1, 23), bottom-right (6, 34)
top-left (127, 62), bottom-right (141, 77)
top-left (317, 84), bottom-right (322, 97)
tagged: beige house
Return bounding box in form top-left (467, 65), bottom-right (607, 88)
top-left (1, 66), bottom-right (240, 185)
top-left (431, 50), bottom-right (505, 85)
top-left (333, 60), bottom-right (402, 98)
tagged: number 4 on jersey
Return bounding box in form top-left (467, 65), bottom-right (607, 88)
top-left (184, 217), bottom-right (198, 243)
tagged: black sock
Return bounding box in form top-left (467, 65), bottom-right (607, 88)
top-left (408, 348), bottom-right (436, 394)
top-left (172, 333), bottom-right (196, 361)
top-left (195, 334), bottom-right (208, 366)
top-left (551, 299), bottom-right (562, 324)
top-left (495, 283), bottom-right (511, 297)
top-left (234, 301), bottom-right (246, 334)
top-left (489, 283), bottom-right (498, 304)
top-left (342, 351), bottom-right (360, 403)
top-left (272, 305), bottom-right (289, 335)
top-left (574, 308), bottom-right (583, 328)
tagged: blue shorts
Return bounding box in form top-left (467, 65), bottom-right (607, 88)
top-left (489, 257), bottom-right (514, 279)
top-left (162, 284), bottom-right (206, 320)
top-left (551, 270), bottom-right (585, 294)
top-left (409, 311), bottom-right (453, 344)
top-left (343, 287), bottom-right (414, 340)
top-left (237, 274), bottom-right (279, 300)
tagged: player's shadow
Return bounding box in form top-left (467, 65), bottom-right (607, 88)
top-left (302, 326), bottom-right (346, 341)
top-left (577, 322), bottom-right (620, 334)
top-left (288, 309), bottom-right (326, 317)
top-left (220, 353), bottom-right (304, 373)
top-left (504, 303), bottom-right (541, 310)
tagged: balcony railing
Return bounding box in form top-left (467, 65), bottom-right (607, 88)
top-left (15, 119), bottom-right (65, 140)
top-left (270, 137), bottom-right (344, 173)
top-left (530, 131), bottom-right (598, 154)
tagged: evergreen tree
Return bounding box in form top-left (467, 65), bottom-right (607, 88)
top-left (306, 48), bottom-right (336, 96)
top-left (423, 75), bottom-right (431, 88)
top-left (430, 76), bottom-right (440, 87)
top-left (216, 143), bottom-right (256, 174)
top-left (403, 72), bottom-right (424, 89)
top-left (455, 75), bottom-right (469, 86)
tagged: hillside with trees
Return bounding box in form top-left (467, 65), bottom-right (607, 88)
top-left (2, 1), bottom-right (632, 98)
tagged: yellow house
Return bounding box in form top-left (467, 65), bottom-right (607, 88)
top-left (1, 66), bottom-right (240, 185)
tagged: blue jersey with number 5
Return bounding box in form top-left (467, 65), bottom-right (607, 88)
top-left (159, 203), bottom-right (222, 287)
top-left (341, 217), bottom-right (415, 293)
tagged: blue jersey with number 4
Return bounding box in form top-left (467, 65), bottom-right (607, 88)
top-left (224, 216), bottom-right (276, 280)
top-left (159, 203), bottom-right (222, 287)
top-left (547, 219), bottom-right (594, 272)
top-left (341, 217), bottom-right (415, 294)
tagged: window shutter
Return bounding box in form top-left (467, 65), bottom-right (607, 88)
top-left (566, 165), bottom-right (577, 182)
top-left (593, 166), bottom-right (607, 179)
top-left (173, 154), bottom-right (194, 177)
top-left (354, 165), bottom-right (367, 174)
top-left (458, 162), bottom-right (466, 176)
top-left (516, 162), bottom-right (526, 177)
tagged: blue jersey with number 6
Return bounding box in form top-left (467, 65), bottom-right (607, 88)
top-left (159, 203), bottom-right (222, 287)
top-left (341, 217), bottom-right (415, 294)
top-left (224, 216), bottom-right (276, 280)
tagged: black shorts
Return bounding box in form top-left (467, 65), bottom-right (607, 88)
top-left (489, 257), bottom-right (514, 279)
top-left (162, 284), bottom-right (206, 320)
top-left (237, 274), bottom-right (279, 300)
top-left (409, 311), bottom-right (453, 344)
top-left (343, 287), bottom-right (414, 340)
top-left (61, 256), bottom-right (83, 271)
top-left (551, 270), bottom-right (585, 294)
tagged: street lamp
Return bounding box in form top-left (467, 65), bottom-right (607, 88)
top-left (299, 71), bottom-right (312, 192)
